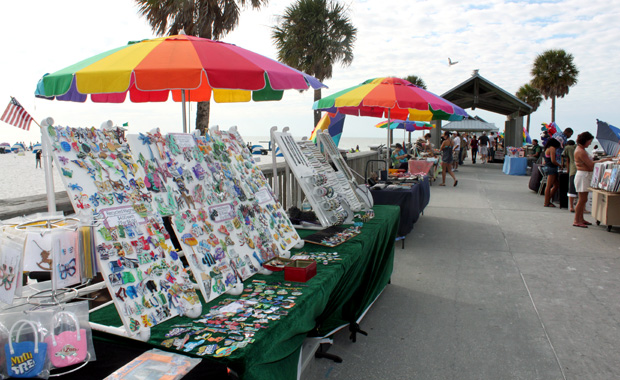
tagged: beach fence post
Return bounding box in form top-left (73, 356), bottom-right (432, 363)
top-left (181, 89), bottom-right (187, 134)
top-left (40, 117), bottom-right (56, 213)
top-left (270, 127), bottom-right (280, 201)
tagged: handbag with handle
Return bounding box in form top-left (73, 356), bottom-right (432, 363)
top-left (4, 320), bottom-right (48, 378)
top-left (45, 311), bottom-right (87, 368)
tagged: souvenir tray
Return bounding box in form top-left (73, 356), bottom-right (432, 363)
top-left (303, 225), bottom-right (361, 247)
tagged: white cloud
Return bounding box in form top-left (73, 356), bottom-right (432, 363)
top-left (0, 0), bottom-right (618, 146)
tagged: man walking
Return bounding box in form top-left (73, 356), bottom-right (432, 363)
top-left (452, 132), bottom-right (461, 171)
top-left (35, 149), bottom-right (42, 169)
top-left (459, 133), bottom-right (468, 166)
top-left (479, 132), bottom-right (489, 163)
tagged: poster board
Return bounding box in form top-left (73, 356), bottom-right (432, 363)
top-left (95, 205), bottom-right (200, 337)
top-left (42, 125), bottom-right (151, 216)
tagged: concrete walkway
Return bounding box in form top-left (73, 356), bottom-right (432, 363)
top-left (304, 162), bottom-right (620, 380)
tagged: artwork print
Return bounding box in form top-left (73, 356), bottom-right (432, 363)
top-left (52, 230), bottom-right (81, 289)
top-left (0, 241), bottom-right (22, 305)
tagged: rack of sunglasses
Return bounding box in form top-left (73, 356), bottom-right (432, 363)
top-left (271, 128), bottom-right (354, 227)
top-left (38, 123), bottom-right (301, 339)
top-left (316, 131), bottom-right (374, 211)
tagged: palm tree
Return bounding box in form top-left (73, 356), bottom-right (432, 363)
top-left (403, 75), bottom-right (427, 90)
top-left (135, 0), bottom-right (269, 135)
top-left (516, 84), bottom-right (543, 134)
top-left (272, 0), bottom-right (357, 126)
top-left (530, 49), bottom-right (579, 123)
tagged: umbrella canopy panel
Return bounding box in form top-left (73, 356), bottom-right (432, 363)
top-left (375, 119), bottom-right (433, 132)
top-left (596, 119), bottom-right (620, 156)
top-left (36, 35), bottom-right (325, 104)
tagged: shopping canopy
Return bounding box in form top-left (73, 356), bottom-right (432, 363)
top-left (35, 34), bottom-right (326, 104)
top-left (442, 119), bottom-right (498, 132)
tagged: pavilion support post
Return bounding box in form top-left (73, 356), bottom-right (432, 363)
top-left (431, 120), bottom-right (442, 150)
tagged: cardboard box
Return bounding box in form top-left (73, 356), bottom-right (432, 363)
top-left (284, 260), bottom-right (317, 282)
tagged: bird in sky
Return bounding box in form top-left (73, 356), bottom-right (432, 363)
top-left (448, 58), bottom-right (459, 66)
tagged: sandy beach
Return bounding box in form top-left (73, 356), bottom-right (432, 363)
top-left (0, 153), bottom-right (66, 200)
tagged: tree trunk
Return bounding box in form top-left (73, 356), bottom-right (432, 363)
top-left (313, 88), bottom-right (322, 127)
top-left (196, 101), bottom-right (211, 136)
top-left (551, 96), bottom-right (556, 123)
top-left (526, 114), bottom-right (531, 134)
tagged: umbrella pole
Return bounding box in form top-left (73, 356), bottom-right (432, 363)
top-left (386, 109), bottom-right (391, 170)
top-left (182, 90), bottom-right (187, 134)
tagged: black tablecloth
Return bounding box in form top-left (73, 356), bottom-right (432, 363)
top-left (558, 172), bottom-right (569, 208)
top-left (370, 176), bottom-right (430, 236)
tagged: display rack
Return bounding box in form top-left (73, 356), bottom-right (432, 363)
top-left (317, 131), bottom-right (373, 210)
top-left (40, 124), bottom-right (202, 339)
top-left (271, 128), bottom-right (354, 227)
top-left (33, 123), bottom-right (303, 339)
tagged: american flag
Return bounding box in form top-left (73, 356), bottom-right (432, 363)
top-left (1, 97), bottom-right (34, 131)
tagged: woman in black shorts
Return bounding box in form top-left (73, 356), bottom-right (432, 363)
top-left (440, 131), bottom-right (458, 187)
top-left (543, 138), bottom-right (562, 207)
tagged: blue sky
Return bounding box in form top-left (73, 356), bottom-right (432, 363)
top-left (1, 0), bottom-right (618, 145)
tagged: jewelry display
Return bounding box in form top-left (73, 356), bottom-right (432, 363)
top-left (317, 130), bottom-right (374, 210)
top-left (272, 130), bottom-right (354, 227)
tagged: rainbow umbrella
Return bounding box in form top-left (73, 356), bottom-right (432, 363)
top-left (523, 128), bottom-right (532, 144)
top-left (375, 119), bottom-right (433, 132)
top-left (36, 34), bottom-right (325, 132)
top-left (310, 112), bottom-right (346, 146)
top-left (314, 77), bottom-right (467, 168)
top-left (376, 119), bottom-right (433, 147)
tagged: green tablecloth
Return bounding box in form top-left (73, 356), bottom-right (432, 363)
top-left (90, 205), bottom-right (399, 380)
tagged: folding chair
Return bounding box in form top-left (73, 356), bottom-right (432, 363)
top-left (538, 166), bottom-right (548, 195)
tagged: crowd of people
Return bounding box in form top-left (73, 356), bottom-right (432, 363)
top-left (390, 127), bottom-right (616, 229)
top-left (396, 130), bottom-right (502, 187)
top-left (534, 128), bottom-right (615, 228)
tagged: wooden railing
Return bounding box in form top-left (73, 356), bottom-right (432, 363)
top-left (257, 150), bottom-right (380, 209)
